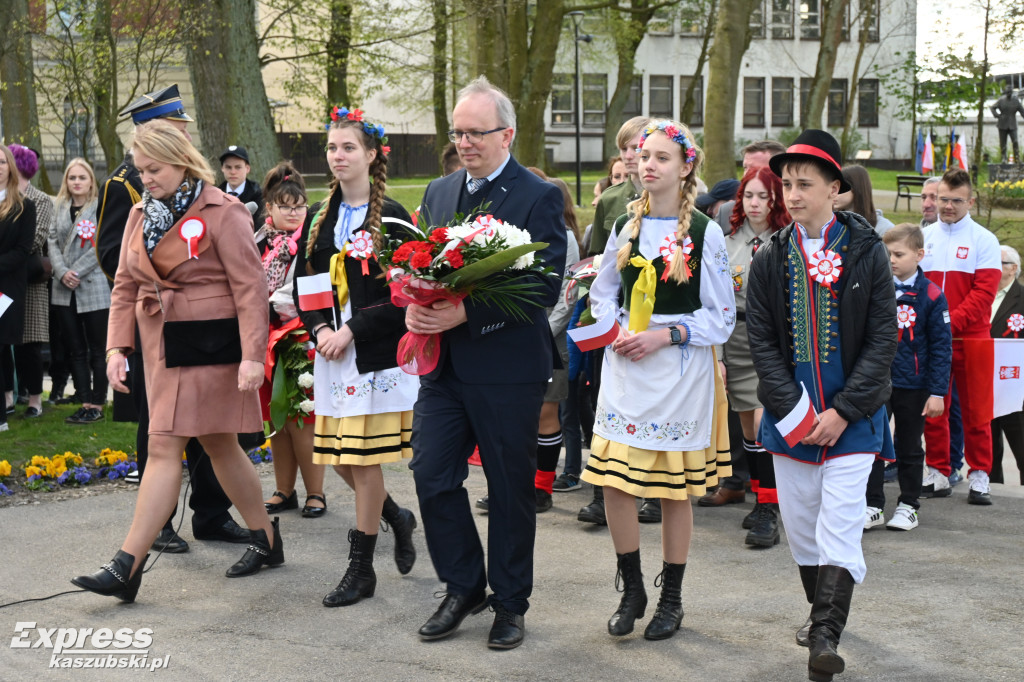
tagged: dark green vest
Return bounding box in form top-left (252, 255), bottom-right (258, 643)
top-left (619, 210), bottom-right (709, 315)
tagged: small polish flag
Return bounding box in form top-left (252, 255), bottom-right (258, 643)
top-left (921, 133), bottom-right (934, 174)
top-left (296, 273), bottom-right (334, 311)
top-left (776, 382), bottom-right (818, 448)
top-left (567, 314), bottom-right (620, 352)
top-left (993, 339), bottom-right (1024, 418)
top-left (0, 291), bottom-right (12, 319)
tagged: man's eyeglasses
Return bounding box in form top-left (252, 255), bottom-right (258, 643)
top-left (273, 204), bottom-right (308, 215)
top-left (937, 197), bottom-right (967, 206)
top-left (447, 128), bottom-right (507, 144)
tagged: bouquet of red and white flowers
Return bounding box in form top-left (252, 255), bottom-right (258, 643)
top-left (378, 213), bottom-right (553, 374)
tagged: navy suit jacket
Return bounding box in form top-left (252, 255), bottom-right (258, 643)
top-left (419, 156), bottom-right (567, 384)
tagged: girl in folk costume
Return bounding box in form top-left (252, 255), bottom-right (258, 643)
top-left (720, 166), bottom-right (791, 547)
top-left (582, 120), bottom-right (736, 640)
top-left (256, 164), bottom-right (327, 518)
top-left (292, 107), bottom-right (419, 607)
top-left (49, 159), bottom-right (111, 425)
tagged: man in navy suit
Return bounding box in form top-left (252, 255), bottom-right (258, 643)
top-left (408, 76), bottom-right (567, 650)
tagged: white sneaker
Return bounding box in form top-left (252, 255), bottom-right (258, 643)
top-left (967, 470), bottom-right (992, 505)
top-left (864, 506), bottom-right (885, 530)
top-left (0, 422), bottom-right (8, 432)
top-left (921, 466), bottom-right (952, 498)
top-left (886, 503), bottom-right (919, 531)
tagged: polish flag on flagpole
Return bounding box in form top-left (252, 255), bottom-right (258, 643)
top-left (952, 130), bottom-right (969, 171)
top-left (921, 133), bottom-right (934, 174)
top-left (992, 339), bottom-right (1024, 418)
top-left (567, 314), bottom-right (621, 352)
top-left (296, 273), bottom-right (334, 311)
top-left (0, 291), bottom-right (12, 319)
top-left (776, 382), bottom-right (818, 448)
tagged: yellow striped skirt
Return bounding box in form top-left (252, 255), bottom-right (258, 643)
top-left (312, 410), bottom-right (413, 466)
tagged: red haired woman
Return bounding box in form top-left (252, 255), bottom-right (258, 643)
top-left (718, 165), bottom-right (790, 546)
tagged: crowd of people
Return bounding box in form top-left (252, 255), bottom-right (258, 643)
top-left (0, 77), bottom-right (1021, 681)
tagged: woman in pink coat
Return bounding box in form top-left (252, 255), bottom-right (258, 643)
top-left (72, 120), bottom-right (279, 603)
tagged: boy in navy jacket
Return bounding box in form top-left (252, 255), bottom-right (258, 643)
top-left (865, 224), bottom-right (952, 532)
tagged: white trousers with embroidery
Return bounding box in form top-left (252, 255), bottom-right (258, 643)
top-left (773, 453), bottom-right (874, 583)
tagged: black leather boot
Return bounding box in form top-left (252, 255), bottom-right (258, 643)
top-left (578, 486), bottom-right (606, 525)
top-left (807, 565), bottom-right (855, 682)
top-left (796, 565), bottom-right (819, 647)
top-left (72, 550), bottom-right (150, 603)
top-left (745, 502), bottom-right (781, 547)
top-left (323, 529), bottom-right (378, 607)
top-left (225, 517), bottom-right (284, 577)
top-left (644, 562), bottom-right (686, 640)
top-left (608, 549), bottom-right (646, 636)
top-left (380, 494), bottom-right (417, 575)
top-left (637, 498), bottom-right (662, 523)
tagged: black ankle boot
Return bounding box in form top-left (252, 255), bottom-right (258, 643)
top-left (796, 565), bottom-right (819, 647)
top-left (644, 562), bottom-right (686, 640)
top-left (608, 549), bottom-right (646, 636)
top-left (380, 494), bottom-right (417, 575)
top-left (578, 486), bottom-right (606, 525)
top-left (323, 529), bottom-right (378, 607)
top-left (745, 502), bottom-right (781, 547)
top-left (225, 517), bottom-right (284, 577)
top-left (71, 550), bottom-right (150, 603)
top-left (807, 565), bottom-right (855, 681)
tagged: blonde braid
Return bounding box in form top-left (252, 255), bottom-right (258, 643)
top-left (615, 191), bottom-right (650, 271)
top-left (666, 136), bottom-right (704, 284)
top-left (305, 178), bottom-right (338, 274)
top-left (367, 151), bottom-right (388, 251)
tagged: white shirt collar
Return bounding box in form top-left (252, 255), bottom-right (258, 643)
top-left (938, 212), bottom-right (972, 232)
top-left (895, 271), bottom-right (918, 289)
top-left (795, 214), bottom-right (837, 242)
top-left (466, 153), bottom-right (511, 190)
top-left (226, 180), bottom-right (246, 195)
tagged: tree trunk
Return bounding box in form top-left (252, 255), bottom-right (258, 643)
top-left (185, 0), bottom-right (279, 180)
top-left (681, 0), bottom-right (717, 126)
top-left (800, 0), bottom-right (849, 130)
top-left (92, 0), bottom-right (122, 170)
top-left (327, 0), bottom-right (352, 106)
top-left (840, 0), bottom-right (872, 160)
top-left (432, 0), bottom-right (449, 170)
top-left (464, 0), bottom-right (511, 91)
top-left (603, 0), bottom-right (659, 159)
top-left (704, 0), bottom-right (759, 183)
top-left (508, 0), bottom-right (564, 167)
top-left (0, 0), bottom-right (42, 154)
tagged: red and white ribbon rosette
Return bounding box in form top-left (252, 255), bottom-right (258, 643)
top-left (658, 234), bottom-right (693, 282)
top-left (75, 219), bottom-right (96, 248)
top-left (179, 218), bottom-right (206, 260)
top-left (472, 214), bottom-right (500, 238)
top-left (896, 304), bottom-right (917, 342)
top-left (1005, 313), bottom-right (1024, 337)
top-left (348, 229), bottom-right (375, 275)
top-left (808, 249), bottom-right (842, 295)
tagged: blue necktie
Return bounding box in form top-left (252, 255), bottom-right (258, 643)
top-left (467, 177), bottom-right (487, 195)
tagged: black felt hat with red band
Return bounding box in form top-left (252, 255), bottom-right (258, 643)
top-left (769, 129), bottom-right (851, 193)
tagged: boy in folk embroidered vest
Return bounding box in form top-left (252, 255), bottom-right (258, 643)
top-left (746, 129), bottom-right (896, 682)
top-left (863, 224), bottom-right (951, 532)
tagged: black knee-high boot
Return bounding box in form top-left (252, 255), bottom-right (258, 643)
top-left (644, 562), bottom-right (686, 640)
top-left (796, 564), bottom-right (819, 646)
top-left (381, 494), bottom-right (417, 575)
top-left (72, 550), bottom-right (150, 603)
top-left (807, 565), bottom-right (855, 682)
top-left (608, 549), bottom-right (647, 635)
top-left (323, 529), bottom-right (377, 607)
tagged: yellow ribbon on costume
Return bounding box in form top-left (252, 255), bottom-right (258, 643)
top-left (330, 248), bottom-right (349, 308)
top-left (628, 255), bottom-right (656, 332)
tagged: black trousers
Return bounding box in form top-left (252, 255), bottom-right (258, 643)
top-left (53, 300), bottom-right (109, 404)
top-left (8, 342), bottom-right (44, 395)
top-left (411, 368), bottom-right (546, 616)
top-left (991, 410), bottom-right (1024, 485)
top-left (130, 350), bottom-right (233, 533)
top-left (867, 387), bottom-right (927, 510)
top-left (47, 298), bottom-right (70, 392)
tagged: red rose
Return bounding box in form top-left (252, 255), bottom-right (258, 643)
top-left (410, 251), bottom-right (433, 269)
top-left (429, 227), bottom-right (449, 243)
top-left (446, 249), bottom-right (464, 268)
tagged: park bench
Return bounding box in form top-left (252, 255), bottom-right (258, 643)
top-left (895, 174), bottom-right (928, 211)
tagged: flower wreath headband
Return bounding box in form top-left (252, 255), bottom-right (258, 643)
top-left (639, 121), bottom-right (697, 164)
top-left (326, 106), bottom-right (391, 156)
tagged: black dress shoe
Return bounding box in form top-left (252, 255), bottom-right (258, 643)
top-left (476, 495), bottom-right (489, 512)
top-left (418, 591), bottom-right (488, 641)
top-left (265, 490), bottom-right (299, 512)
top-left (24, 406), bottom-right (42, 418)
top-left (487, 603), bottom-right (525, 649)
top-left (194, 518), bottom-right (251, 543)
top-left (638, 498), bottom-right (662, 523)
top-left (301, 494), bottom-right (327, 518)
top-left (535, 488), bottom-right (553, 513)
top-left (152, 527), bottom-right (189, 553)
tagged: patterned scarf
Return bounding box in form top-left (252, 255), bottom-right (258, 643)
top-left (142, 178), bottom-right (202, 256)
top-left (259, 221), bottom-right (302, 293)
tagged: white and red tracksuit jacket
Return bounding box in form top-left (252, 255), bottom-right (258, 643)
top-left (921, 214), bottom-right (1001, 340)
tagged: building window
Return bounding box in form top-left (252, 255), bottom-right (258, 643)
top-left (583, 73), bottom-right (607, 127)
top-left (828, 78), bottom-right (847, 128)
top-left (648, 7), bottom-right (674, 35)
top-left (622, 75), bottom-right (643, 123)
top-left (551, 73), bottom-right (574, 126)
top-left (650, 75), bottom-right (674, 118)
top-left (772, 77), bottom-right (794, 127)
top-left (864, 0), bottom-right (880, 42)
top-left (743, 77), bottom-right (766, 127)
top-left (800, 0), bottom-right (820, 39)
top-left (749, 1), bottom-right (765, 38)
top-left (679, 15), bottom-right (704, 36)
top-left (770, 0), bottom-right (794, 39)
top-left (858, 78), bottom-right (879, 127)
top-left (63, 97), bottom-right (90, 161)
top-left (679, 76), bottom-right (704, 127)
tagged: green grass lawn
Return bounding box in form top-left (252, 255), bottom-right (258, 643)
top-left (3, 405), bottom-right (138, 467)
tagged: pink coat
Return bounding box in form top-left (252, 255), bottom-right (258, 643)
top-left (107, 185), bottom-right (269, 436)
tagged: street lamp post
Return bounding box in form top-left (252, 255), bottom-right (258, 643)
top-left (568, 11), bottom-right (591, 207)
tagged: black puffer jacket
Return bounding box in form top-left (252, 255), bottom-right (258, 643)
top-left (745, 210), bottom-right (897, 423)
